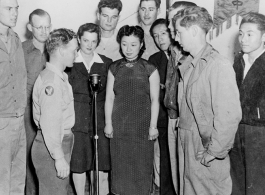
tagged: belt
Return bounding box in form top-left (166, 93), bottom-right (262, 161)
top-left (38, 128), bottom-right (72, 134)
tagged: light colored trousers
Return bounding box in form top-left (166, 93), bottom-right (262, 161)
top-left (179, 127), bottom-right (232, 195)
top-left (168, 118), bottom-right (178, 194)
top-left (0, 116), bottom-right (26, 195)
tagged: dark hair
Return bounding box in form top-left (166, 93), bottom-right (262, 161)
top-left (240, 12), bottom-right (265, 32)
top-left (139, 0), bottom-right (161, 8)
top-left (150, 18), bottom-right (170, 37)
top-left (98, 0), bottom-right (122, 14)
top-left (117, 25), bottom-right (146, 58)
top-left (173, 6), bottom-right (213, 34)
top-left (46, 28), bottom-right (77, 55)
top-left (77, 23), bottom-right (101, 46)
top-left (29, 9), bottom-right (50, 24)
top-left (169, 1), bottom-right (196, 11)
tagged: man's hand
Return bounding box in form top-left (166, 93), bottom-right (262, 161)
top-left (197, 150), bottom-right (215, 167)
top-left (55, 157), bottom-right (70, 179)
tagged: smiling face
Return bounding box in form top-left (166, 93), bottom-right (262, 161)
top-left (139, 0), bottom-right (159, 26)
top-left (121, 35), bottom-right (142, 61)
top-left (79, 31), bottom-right (98, 56)
top-left (97, 7), bottom-right (119, 32)
top-left (239, 22), bottom-right (265, 57)
top-left (152, 23), bottom-right (171, 51)
top-left (0, 0), bottom-right (18, 29)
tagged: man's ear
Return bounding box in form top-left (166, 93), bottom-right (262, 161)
top-left (27, 23), bottom-right (33, 32)
top-left (157, 8), bottom-right (161, 15)
top-left (58, 47), bottom-right (65, 57)
top-left (262, 32), bottom-right (265, 44)
top-left (191, 25), bottom-right (199, 37)
top-left (97, 11), bottom-right (100, 21)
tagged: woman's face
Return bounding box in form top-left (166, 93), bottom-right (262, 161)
top-left (78, 31), bottom-right (98, 56)
top-left (121, 35), bottom-right (143, 60)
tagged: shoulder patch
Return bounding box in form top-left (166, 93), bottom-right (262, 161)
top-left (45, 86), bottom-right (54, 96)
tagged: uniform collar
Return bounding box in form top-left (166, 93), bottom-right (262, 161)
top-left (191, 43), bottom-right (213, 67)
top-left (46, 62), bottom-right (65, 81)
top-left (25, 39), bottom-right (39, 54)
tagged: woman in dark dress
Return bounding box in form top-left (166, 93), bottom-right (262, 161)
top-left (67, 23), bottom-right (112, 195)
top-left (104, 25), bottom-right (160, 195)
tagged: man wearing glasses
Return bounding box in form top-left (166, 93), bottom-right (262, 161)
top-left (22, 9), bottom-right (51, 195)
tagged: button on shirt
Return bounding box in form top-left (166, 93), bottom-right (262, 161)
top-left (22, 39), bottom-right (48, 101)
top-left (95, 30), bottom-right (122, 61)
top-left (0, 28), bottom-right (27, 118)
top-left (33, 62), bottom-right (75, 160)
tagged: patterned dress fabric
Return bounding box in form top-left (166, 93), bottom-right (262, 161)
top-left (109, 58), bottom-right (157, 195)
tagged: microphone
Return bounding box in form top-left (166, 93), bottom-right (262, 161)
top-left (89, 74), bottom-right (101, 93)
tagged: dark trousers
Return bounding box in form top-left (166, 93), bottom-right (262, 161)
top-left (158, 127), bottom-right (176, 195)
top-left (230, 124), bottom-right (265, 195)
top-left (32, 131), bottom-right (73, 195)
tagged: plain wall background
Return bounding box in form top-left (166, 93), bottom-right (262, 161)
top-left (13, 0), bottom-right (265, 62)
top-left (14, 0), bottom-right (166, 41)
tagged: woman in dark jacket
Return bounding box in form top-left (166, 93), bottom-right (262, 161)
top-left (67, 23), bottom-right (112, 195)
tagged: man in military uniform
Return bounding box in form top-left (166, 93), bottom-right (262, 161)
top-left (31, 28), bottom-right (78, 194)
top-left (0, 0), bottom-right (27, 194)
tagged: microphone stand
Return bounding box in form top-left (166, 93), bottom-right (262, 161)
top-left (89, 74), bottom-right (101, 195)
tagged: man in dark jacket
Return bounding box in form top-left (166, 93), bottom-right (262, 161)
top-left (230, 12), bottom-right (265, 195)
top-left (149, 18), bottom-right (176, 195)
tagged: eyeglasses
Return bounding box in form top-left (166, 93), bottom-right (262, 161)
top-left (31, 25), bottom-right (51, 31)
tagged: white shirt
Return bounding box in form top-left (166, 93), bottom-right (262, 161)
top-left (243, 49), bottom-right (265, 78)
top-left (75, 50), bottom-right (103, 73)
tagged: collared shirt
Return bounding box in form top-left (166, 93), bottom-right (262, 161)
top-left (139, 23), bottom-right (160, 60)
top-left (75, 50), bottom-right (104, 72)
top-left (95, 30), bottom-right (122, 61)
top-left (22, 39), bottom-right (48, 102)
top-left (33, 62), bottom-right (75, 160)
top-left (0, 28), bottom-right (27, 118)
top-left (243, 49), bottom-right (265, 78)
top-left (179, 43), bottom-right (241, 158)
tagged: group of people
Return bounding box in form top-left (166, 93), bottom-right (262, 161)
top-left (1, 0), bottom-right (265, 194)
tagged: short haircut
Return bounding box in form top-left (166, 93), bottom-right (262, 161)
top-left (98, 0), bottom-right (122, 14)
top-left (169, 1), bottom-right (196, 11)
top-left (117, 25), bottom-right (146, 58)
top-left (240, 12), bottom-right (265, 33)
top-left (46, 28), bottom-right (77, 55)
top-left (139, 0), bottom-right (161, 8)
top-left (77, 23), bottom-right (101, 46)
top-left (150, 18), bottom-right (170, 37)
top-left (29, 9), bottom-right (50, 24)
top-left (173, 6), bottom-right (213, 34)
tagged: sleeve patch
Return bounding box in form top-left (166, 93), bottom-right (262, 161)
top-left (45, 86), bottom-right (54, 96)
